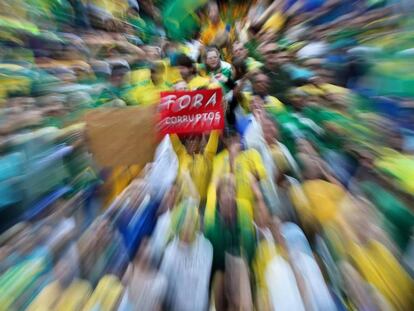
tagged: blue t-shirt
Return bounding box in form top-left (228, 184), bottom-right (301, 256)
top-left (310, 0), bottom-right (359, 26)
top-left (285, 0), bottom-right (325, 13)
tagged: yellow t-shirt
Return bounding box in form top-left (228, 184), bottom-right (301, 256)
top-left (26, 282), bottom-right (62, 311)
top-left (84, 0), bottom-right (128, 17)
top-left (82, 275), bottom-right (124, 311)
top-left (290, 179), bottom-right (346, 227)
top-left (103, 165), bottom-right (141, 207)
top-left (241, 92), bottom-right (285, 114)
top-left (187, 75), bottom-right (215, 90)
top-left (205, 148), bottom-right (267, 224)
top-left (262, 12), bottom-right (286, 33)
top-left (298, 83), bottom-right (349, 96)
top-left (374, 148), bottom-right (414, 194)
top-left (349, 240), bottom-right (414, 310)
top-left (170, 130), bottom-right (220, 201)
top-left (131, 68), bottom-right (151, 85)
top-left (128, 81), bottom-right (170, 106)
top-left (55, 279), bottom-right (92, 311)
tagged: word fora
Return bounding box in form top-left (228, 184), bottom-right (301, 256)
top-left (160, 92), bottom-right (219, 112)
top-left (164, 112), bottom-right (221, 126)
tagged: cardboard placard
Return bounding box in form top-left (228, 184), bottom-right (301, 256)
top-left (84, 106), bottom-right (157, 167)
top-left (158, 88), bottom-right (224, 135)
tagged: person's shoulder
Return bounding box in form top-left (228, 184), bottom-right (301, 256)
top-left (198, 234), bottom-right (214, 253)
top-left (189, 75), bottom-right (211, 89)
top-left (265, 96), bottom-right (285, 111)
top-left (246, 57), bottom-right (263, 71)
top-left (221, 61), bottom-right (232, 69)
top-left (235, 197), bottom-right (251, 208)
top-left (164, 237), bottom-right (180, 256)
top-left (241, 148), bottom-right (262, 160)
top-left (241, 91), bottom-right (252, 101)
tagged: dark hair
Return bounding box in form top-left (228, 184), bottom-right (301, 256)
top-left (176, 54), bottom-right (195, 68)
top-left (111, 64), bottom-right (129, 77)
top-left (250, 70), bottom-right (268, 83)
top-left (149, 61), bottom-right (165, 74)
top-left (232, 57), bottom-right (247, 79)
top-left (223, 127), bottom-right (239, 141)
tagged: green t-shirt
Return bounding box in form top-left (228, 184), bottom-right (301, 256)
top-left (204, 201), bottom-right (255, 271)
top-left (360, 181), bottom-right (414, 252)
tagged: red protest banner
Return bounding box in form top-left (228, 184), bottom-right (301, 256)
top-left (158, 88), bottom-right (224, 135)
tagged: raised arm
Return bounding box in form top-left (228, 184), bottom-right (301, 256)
top-left (169, 134), bottom-right (187, 158)
top-left (204, 130), bottom-right (220, 160)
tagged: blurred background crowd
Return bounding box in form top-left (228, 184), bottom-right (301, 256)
top-left (0, 0), bottom-right (414, 310)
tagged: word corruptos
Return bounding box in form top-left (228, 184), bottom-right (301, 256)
top-left (165, 112), bottom-right (221, 125)
top-left (158, 88), bottom-right (224, 135)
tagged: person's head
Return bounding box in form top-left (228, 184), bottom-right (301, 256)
top-left (144, 45), bottom-right (161, 61)
top-left (110, 62), bottom-right (130, 87)
top-left (205, 46), bottom-right (221, 71)
top-left (232, 57), bottom-right (247, 80)
top-left (163, 41), bottom-right (178, 58)
top-left (259, 42), bottom-right (279, 69)
top-left (174, 80), bottom-right (188, 91)
top-left (90, 60), bottom-right (111, 81)
top-left (217, 174), bottom-right (237, 223)
top-left (150, 61), bottom-right (165, 85)
top-left (296, 139), bottom-right (322, 179)
top-left (288, 88), bottom-right (308, 111)
top-left (184, 135), bottom-right (202, 154)
top-left (127, 3), bottom-right (139, 17)
top-left (175, 202), bottom-right (200, 244)
top-left (207, 1), bottom-right (220, 24)
top-left (176, 54), bottom-right (195, 82)
top-left (233, 41), bottom-right (248, 60)
top-left (54, 256), bottom-right (76, 287)
top-left (224, 129), bottom-right (241, 155)
top-left (251, 72), bottom-right (270, 96)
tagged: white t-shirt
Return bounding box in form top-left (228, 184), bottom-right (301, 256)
top-left (127, 268), bottom-right (167, 311)
top-left (160, 234), bottom-right (213, 311)
top-left (149, 210), bottom-right (172, 265)
top-left (290, 252), bottom-right (337, 311)
top-left (266, 256), bottom-right (306, 311)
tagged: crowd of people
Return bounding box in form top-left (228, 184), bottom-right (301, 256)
top-left (1, 0), bottom-right (414, 310)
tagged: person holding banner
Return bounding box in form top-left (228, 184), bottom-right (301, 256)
top-left (170, 129), bottom-right (220, 205)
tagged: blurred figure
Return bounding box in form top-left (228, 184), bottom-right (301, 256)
top-left (161, 203), bottom-right (213, 311)
top-left (205, 174), bottom-right (256, 311)
top-left (121, 239), bottom-right (167, 311)
top-left (128, 61), bottom-right (170, 106)
top-left (170, 129), bottom-right (219, 204)
top-left (95, 61), bottom-right (130, 107)
top-left (175, 54), bottom-right (211, 90)
top-left (207, 130), bottom-right (268, 210)
top-left (200, 1), bottom-right (226, 46)
top-left (201, 46), bottom-right (233, 93)
top-left (237, 71), bottom-right (285, 114)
